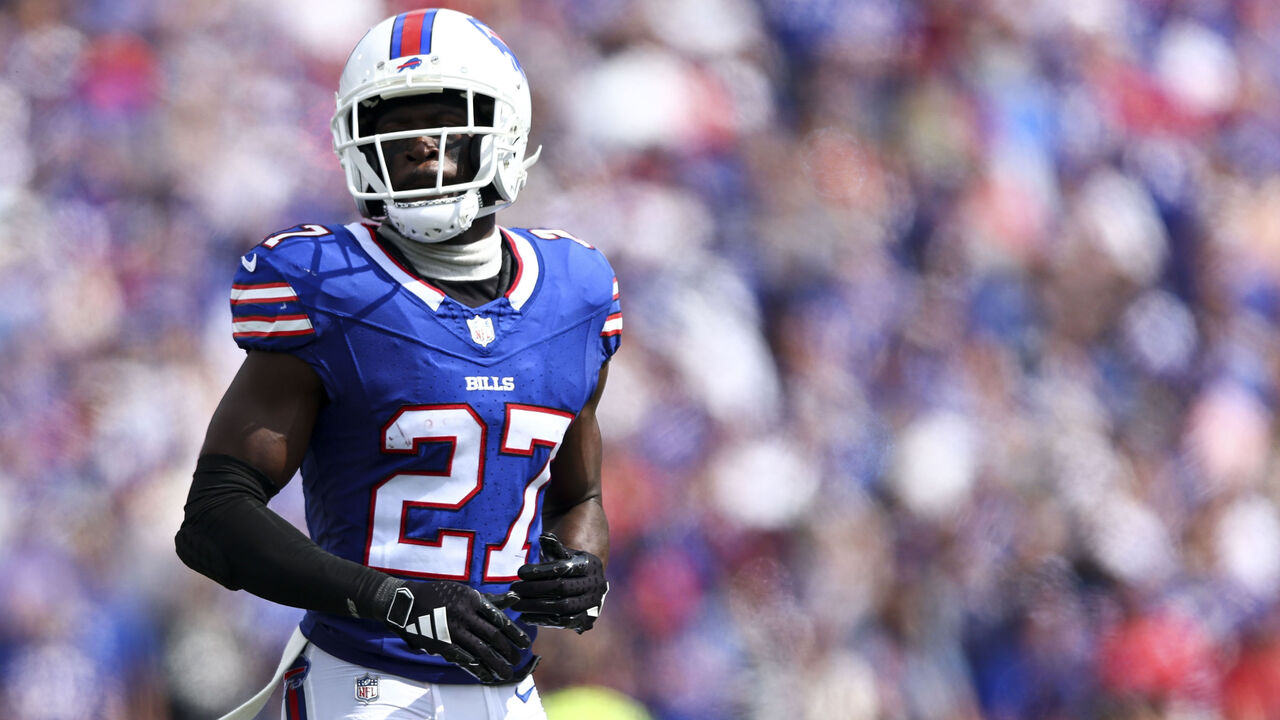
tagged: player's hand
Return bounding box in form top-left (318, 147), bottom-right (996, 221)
top-left (510, 532), bottom-right (608, 633)
top-left (381, 579), bottom-right (531, 684)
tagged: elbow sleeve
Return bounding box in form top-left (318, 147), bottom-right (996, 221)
top-left (175, 454), bottom-right (279, 591)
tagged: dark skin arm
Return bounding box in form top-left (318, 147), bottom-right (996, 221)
top-left (181, 349), bottom-right (395, 618)
top-left (200, 350), bottom-right (324, 486)
top-left (542, 363), bottom-right (610, 567)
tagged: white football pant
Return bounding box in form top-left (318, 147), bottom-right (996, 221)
top-left (280, 642), bottom-right (546, 720)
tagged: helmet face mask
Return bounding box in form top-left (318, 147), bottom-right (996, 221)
top-left (353, 90), bottom-right (495, 193)
top-left (331, 9), bottom-right (537, 241)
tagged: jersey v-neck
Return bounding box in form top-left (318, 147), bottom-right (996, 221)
top-left (348, 222), bottom-right (540, 314)
top-left (372, 224), bottom-right (511, 308)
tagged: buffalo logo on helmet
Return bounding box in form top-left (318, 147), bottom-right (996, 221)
top-left (396, 57), bottom-right (423, 72)
top-left (466, 17), bottom-right (522, 76)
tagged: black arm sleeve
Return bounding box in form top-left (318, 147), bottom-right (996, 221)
top-left (174, 454), bottom-right (397, 619)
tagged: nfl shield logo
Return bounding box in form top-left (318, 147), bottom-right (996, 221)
top-left (355, 673), bottom-right (379, 703)
top-left (467, 315), bottom-right (496, 347)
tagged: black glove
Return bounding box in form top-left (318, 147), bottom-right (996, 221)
top-left (510, 533), bottom-right (608, 634)
top-left (377, 578), bottom-right (531, 684)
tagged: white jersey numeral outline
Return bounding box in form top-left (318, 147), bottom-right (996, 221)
top-left (485, 404), bottom-right (575, 580)
top-left (263, 224), bottom-right (329, 249)
top-left (366, 403), bottom-right (574, 582)
top-left (528, 227), bottom-right (593, 249)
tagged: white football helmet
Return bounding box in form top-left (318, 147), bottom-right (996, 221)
top-left (331, 8), bottom-right (540, 242)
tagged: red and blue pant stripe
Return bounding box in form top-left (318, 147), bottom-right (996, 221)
top-left (283, 656), bottom-right (310, 720)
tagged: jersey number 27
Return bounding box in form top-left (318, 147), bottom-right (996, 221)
top-left (365, 403), bottom-right (574, 583)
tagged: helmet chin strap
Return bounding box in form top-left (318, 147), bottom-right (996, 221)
top-left (386, 188), bottom-right (482, 244)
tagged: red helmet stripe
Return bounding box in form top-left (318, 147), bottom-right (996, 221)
top-left (400, 9), bottom-right (428, 57)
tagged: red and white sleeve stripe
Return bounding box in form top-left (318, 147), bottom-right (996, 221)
top-left (230, 282), bottom-right (299, 305)
top-left (232, 314), bottom-right (314, 338)
top-left (601, 312), bottom-right (623, 337)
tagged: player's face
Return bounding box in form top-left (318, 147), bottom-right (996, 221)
top-left (373, 93), bottom-right (482, 193)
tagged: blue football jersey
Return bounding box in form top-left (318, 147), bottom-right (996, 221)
top-left (227, 222), bottom-right (622, 683)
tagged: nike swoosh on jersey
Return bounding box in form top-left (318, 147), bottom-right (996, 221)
top-left (241, 253), bottom-right (258, 272)
top-left (516, 683), bottom-right (534, 703)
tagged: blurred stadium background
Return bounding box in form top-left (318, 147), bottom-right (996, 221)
top-left (3, 0), bottom-right (1280, 717)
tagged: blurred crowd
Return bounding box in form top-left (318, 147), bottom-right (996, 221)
top-left (3, 0), bottom-right (1280, 718)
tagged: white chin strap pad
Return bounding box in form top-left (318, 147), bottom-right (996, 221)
top-left (386, 189), bottom-right (481, 243)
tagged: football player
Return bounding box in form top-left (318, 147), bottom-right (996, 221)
top-left (175, 9), bottom-right (619, 719)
